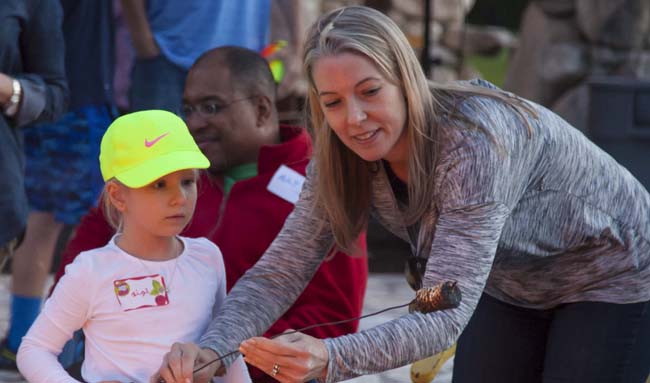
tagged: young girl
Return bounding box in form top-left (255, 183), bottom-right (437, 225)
top-left (16, 110), bottom-right (251, 383)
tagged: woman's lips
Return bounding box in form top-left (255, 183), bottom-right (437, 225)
top-left (353, 128), bottom-right (380, 143)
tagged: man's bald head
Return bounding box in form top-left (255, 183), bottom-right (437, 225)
top-left (192, 46), bottom-right (277, 104)
top-left (183, 46), bottom-right (281, 173)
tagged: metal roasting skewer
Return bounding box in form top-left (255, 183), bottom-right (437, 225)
top-left (148, 281), bottom-right (461, 383)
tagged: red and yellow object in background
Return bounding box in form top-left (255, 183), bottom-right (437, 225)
top-left (260, 40), bottom-right (288, 84)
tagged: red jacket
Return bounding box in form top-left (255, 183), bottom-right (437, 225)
top-left (55, 125), bottom-right (368, 382)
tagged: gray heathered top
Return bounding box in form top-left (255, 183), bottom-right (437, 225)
top-left (199, 80), bottom-right (650, 382)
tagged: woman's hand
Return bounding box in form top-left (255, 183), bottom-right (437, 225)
top-left (151, 342), bottom-right (222, 383)
top-left (240, 330), bottom-right (329, 383)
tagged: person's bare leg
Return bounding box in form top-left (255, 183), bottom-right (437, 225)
top-left (1, 211), bottom-right (64, 375)
top-left (12, 211), bottom-right (63, 296)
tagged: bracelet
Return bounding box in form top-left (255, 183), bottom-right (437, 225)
top-left (3, 79), bottom-right (22, 117)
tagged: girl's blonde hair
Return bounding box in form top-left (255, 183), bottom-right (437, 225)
top-left (101, 179), bottom-right (124, 232)
top-left (302, 5), bottom-right (535, 252)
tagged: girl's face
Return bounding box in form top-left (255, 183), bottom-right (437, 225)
top-left (115, 169), bottom-right (198, 238)
top-left (312, 52), bottom-right (408, 164)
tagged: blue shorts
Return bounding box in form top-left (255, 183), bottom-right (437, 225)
top-left (24, 105), bottom-right (115, 225)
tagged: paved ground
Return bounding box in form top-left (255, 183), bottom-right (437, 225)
top-left (0, 273), bottom-right (453, 383)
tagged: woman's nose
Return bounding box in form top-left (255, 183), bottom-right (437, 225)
top-left (347, 100), bottom-right (367, 126)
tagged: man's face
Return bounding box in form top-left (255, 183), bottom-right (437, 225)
top-left (182, 65), bottom-right (261, 173)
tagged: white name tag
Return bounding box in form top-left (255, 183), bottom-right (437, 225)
top-left (113, 274), bottom-right (170, 311)
top-left (267, 165), bottom-right (306, 204)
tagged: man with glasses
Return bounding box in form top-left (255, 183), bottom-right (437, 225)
top-left (53, 46), bottom-right (368, 383)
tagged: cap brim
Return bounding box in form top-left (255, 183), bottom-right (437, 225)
top-left (115, 151), bottom-right (210, 188)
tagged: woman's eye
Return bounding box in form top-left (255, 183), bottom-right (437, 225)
top-left (323, 99), bottom-right (340, 108)
top-left (364, 87), bottom-right (380, 96)
top-left (153, 180), bottom-right (166, 189)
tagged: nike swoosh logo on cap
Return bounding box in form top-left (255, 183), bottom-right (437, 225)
top-left (144, 132), bottom-right (170, 147)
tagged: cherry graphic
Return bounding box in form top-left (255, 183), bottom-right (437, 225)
top-left (155, 295), bottom-right (168, 306)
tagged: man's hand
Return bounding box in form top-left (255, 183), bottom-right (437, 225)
top-left (151, 342), bottom-right (222, 383)
top-left (240, 330), bottom-right (328, 383)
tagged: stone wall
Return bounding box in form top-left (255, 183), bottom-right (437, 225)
top-left (504, 0), bottom-right (650, 132)
top-left (316, 0), bottom-right (515, 83)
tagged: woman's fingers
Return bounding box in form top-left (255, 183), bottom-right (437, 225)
top-left (240, 338), bottom-right (289, 374)
top-left (240, 333), bottom-right (328, 382)
top-left (240, 338), bottom-right (295, 381)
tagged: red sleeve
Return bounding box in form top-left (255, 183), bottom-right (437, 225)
top-left (250, 233), bottom-right (368, 382)
top-left (51, 207), bottom-right (115, 294)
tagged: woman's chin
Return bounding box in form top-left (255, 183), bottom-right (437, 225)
top-left (354, 151), bottom-right (381, 162)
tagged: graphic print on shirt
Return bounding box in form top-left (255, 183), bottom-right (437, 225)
top-left (113, 274), bottom-right (170, 311)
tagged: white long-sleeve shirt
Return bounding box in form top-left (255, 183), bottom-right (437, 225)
top-left (17, 235), bottom-right (251, 383)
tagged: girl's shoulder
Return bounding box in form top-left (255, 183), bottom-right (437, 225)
top-left (180, 236), bottom-right (220, 252)
top-left (61, 242), bottom-right (123, 284)
top-left (74, 242), bottom-right (122, 267)
top-left (179, 236), bottom-right (225, 269)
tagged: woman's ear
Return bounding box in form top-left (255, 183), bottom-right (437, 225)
top-left (106, 181), bottom-right (128, 213)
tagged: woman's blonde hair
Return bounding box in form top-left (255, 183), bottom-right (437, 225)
top-left (303, 5), bottom-right (535, 252)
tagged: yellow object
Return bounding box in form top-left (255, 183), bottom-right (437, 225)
top-left (269, 59), bottom-right (285, 83)
top-left (100, 110), bottom-right (209, 187)
top-left (410, 343), bottom-right (456, 383)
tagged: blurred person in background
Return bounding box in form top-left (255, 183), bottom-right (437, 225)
top-left (0, 2), bottom-right (115, 380)
top-left (120, 0), bottom-right (271, 114)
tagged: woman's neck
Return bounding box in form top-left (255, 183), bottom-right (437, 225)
top-left (115, 230), bottom-right (181, 261)
top-left (386, 160), bottom-right (409, 183)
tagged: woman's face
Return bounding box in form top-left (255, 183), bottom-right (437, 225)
top-left (312, 52), bottom-right (408, 164)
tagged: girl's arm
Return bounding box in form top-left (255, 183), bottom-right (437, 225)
top-left (17, 258), bottom-right (92, 383)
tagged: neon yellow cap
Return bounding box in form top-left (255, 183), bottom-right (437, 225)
top-left (99, 110), bottom-right (209, 188)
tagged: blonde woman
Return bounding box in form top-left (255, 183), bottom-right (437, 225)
top-left (158, 6), bottom-right (650, 383)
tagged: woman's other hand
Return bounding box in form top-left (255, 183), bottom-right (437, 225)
top-left (152, 342), bottom-right (222, 383)
top-left (240, 330), bottom-right (329, 383)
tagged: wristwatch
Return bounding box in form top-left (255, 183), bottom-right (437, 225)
top-left (3, 79), bottom-right (22, 117)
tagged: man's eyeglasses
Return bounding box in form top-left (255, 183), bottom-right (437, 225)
top-left (405, 256), bottom-right (428, 291)
top-left (181, 96), bottom-right (254, 119)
